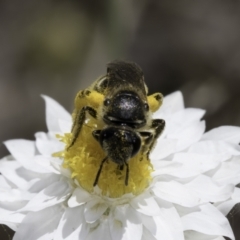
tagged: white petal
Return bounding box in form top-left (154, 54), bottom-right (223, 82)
top-left (189, 140), bottom-right (240, 156)
top-left (13, 205), bottom-right (63, 240)
top-left (150, 139), bottom-right (177, 161)
top-left (184, 231), bottom-right (223, 240)
top-left (152, 161), bottom-right (182, 177)
top-left (217, 200), bottom-right (239, 216)
top-left (0, 208), bottom-right (25, 230)
top-left (0, 201), bottom-right (28, 230)
top-left (68, 187), bottom-right (93, 208)
top-left (212, 159), bottom-right (240, 185)
top-left (141, 227), bottom-right (156, 240)
top-left (0, 189), bottom-right (35, 202)
top-left (217, 187), bottom-right (240, 215)
top-left (130, 191), bottom-right (161, 216)
top-left (35, 133), bottom-right (64, 157)
top-left (202, 126), bottom-right (240, 144)
top-left (154, 91), bottom-right (184, 119)
top-left (59, 119), bottom-right (72, 134)
top-left (158, 203), bottom-right (185, 240)
top-left (182, 203), bottom-right (234, 239)
top-left (109, 205), bottom-right (143, 240)
top-left (50, 158), bottom-right (72, 178)
top-left (212, 237), bottom-right (226, 240)
top-left (0, 221), bottom-right (18, 232)
top-left (42, 95), bottom-right (71, 132)
top-left (0, 158), bottom-right (40, 189)
top-left (142, 200), bottom-right (184, 240)
top-left (166, 108), bottom-right (205, 136)
top-left (33, 155), bottom-right (60, 174)
top-left (54, 206), bottom-right (89, 240)
top-left (27, 174), bottom-right (61, 194)
top-left (141, 214), bottom-right (180, 240)
top-left (19, 180), bottom-right (71, 212)
top-left (86, 219), bottom-right (111, 240)
top-left (0, 159), bottom-right (23, 188)
top-left (165, 153), bottom-right (222, 178)
top-left (0, 175), bottom-right (12, 189)
top-left (232, 187), bottom-right (240, 199)
top-left (84, 198), bottom-right (108, 223)
top-left (152, 181), bottom-right (199, 207)
top-left (4, 140), bottom-right (49, 173)
top-left (168, 121), bottom-right (205, 152)
top-left (5, 139), bottom-right (35, 159)
top-left (109, 207), bottom-right (125, 240)
top-left (185, 175), bottom-right (234, 202)
top-left (0, 200), bottom-right (28, 212)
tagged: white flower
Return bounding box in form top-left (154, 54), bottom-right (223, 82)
top-left (0, 91), bottom-right (239, 240)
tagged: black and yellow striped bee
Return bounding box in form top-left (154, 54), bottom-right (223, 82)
top-left (68, 60), bottom-right (165, 186)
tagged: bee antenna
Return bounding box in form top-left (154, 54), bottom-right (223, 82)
top-left (93, 157), bottom-right (108, 186)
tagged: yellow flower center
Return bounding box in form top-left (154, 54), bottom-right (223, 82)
top-left (58, 118), bottom-right (153, 198)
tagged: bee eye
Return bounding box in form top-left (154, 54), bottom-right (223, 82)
top-left (144, 103), bottom-right (149, 111)
top-left (104, 99), bottom-right (111, 106)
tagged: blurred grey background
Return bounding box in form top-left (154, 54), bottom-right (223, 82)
top-left (1, 0), bottom-right (240, 159)
top-left (0, 0), bottom-right (240, 239)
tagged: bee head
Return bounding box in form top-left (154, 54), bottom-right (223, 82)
top-left (92, 127), bottom-right (141, 165)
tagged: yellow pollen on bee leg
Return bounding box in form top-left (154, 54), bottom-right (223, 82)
top-left (147, 93), bottom-right (163, 112)
top-left (57, 120), bottom-right (153, 198)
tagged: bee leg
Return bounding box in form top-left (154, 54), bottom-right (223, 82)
top-left (146, 119), bottom-right (165, 159)
top-left (124, 161), bottom-right (129, 186)
top-left (93, 156), bottom-right (108, 186)
top-left (68, 106), bottom-right (97, 149)
top-left (71, 90), bottom-right (91, 132)
top-left (139, 132), bottom-right (153, 160)
top-left (71, 89), bottom-right (103, 133)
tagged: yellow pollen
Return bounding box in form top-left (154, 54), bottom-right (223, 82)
top-left (58, 119), bottom-right (153, 198)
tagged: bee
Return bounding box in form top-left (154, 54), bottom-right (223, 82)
top-left (68, 60), bottom-right (165, 186)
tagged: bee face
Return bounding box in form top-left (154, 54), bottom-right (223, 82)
top-left (93, 126), bottom-right (141, 165)
top-left (69, 60), bottom-right (165, 187)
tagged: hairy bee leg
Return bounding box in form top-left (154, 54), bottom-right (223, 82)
top-left (93, 157), bottom-right (108, 186)
top-left (68, 106), bottom-right (97, 149)
top-left (71, 90), bottom-right (91, 132)
top-left (146, 119), bottom-right (165, 159)
top-left (139, 132), bottom-right (153, 160)
top-left (124, 161), bottom-right (129, 186)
